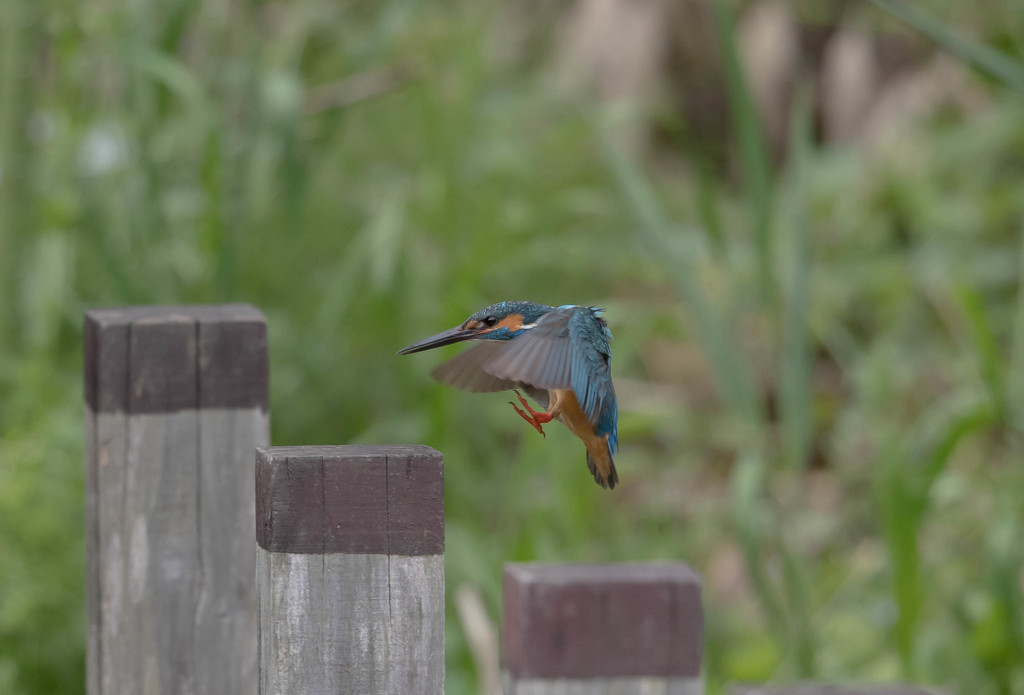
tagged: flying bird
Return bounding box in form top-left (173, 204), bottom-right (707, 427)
top-left (398, 301), bottom-right (619, 489)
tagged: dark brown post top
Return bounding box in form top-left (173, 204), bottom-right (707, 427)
top-left (731, 687), bottom-right (941, 695)
top-left (503, 562), bottom-right (703, 680)
top-left (85, 304), bottom-right (268, 413)
top-left (256, 445), bottom-right (444, 556)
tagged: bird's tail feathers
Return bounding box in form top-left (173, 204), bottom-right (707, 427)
top-left (585, 439), bottom-right (618, 490)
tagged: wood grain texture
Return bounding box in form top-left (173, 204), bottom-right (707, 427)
top-left (195, 408), bottom-right (267, 692)
top-left (503, 563), bottom-right (703, 687)
top-left (84, 305), bottom-right (268, 695)
top-left (123, 409), bottom-right (201, 693)
top-left (128, 314), bottom-right (197, 412)
top-left (83, 410), bottom-right (101, 695)
top-left (92, 412), bottom-right (128, 695)
top-left (257, 446), bottom-right (445, 695)
top-left (256, 445), bottom-right (443, 555)
top-left (85, 304), bottom-right (267, 413)
top-left (197, 308), bottom-right (268, 410)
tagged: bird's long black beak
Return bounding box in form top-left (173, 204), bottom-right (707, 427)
top-left (397, 325), bottom-right (479, 355)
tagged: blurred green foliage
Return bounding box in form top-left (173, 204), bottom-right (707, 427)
top-left (2, 0), bottom-right (1024, 693)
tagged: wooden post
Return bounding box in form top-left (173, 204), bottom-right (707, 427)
top-left (256, 445), bottom-right (445, 694)
top-left (84, 304), bottom-right (268, 695)
top-left (503, 563), bottom-right (704, 695)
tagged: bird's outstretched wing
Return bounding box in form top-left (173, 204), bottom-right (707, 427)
top-left (431, 340), bottom-right (520, 393)
top-left (430, 341), bottom-right (551, 408)
top-left (432, 306), bottom-right (614, 435)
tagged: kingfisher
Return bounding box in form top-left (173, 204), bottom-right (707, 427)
top-left (397, 301), bottom-right (619, 489)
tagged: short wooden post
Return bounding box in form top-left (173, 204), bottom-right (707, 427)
top-left (84, 304), bottom-right (268, 695)
top-left (256, 445), bottom-right (445, 694)
top-left (503, 563), bottom-right (704, 695)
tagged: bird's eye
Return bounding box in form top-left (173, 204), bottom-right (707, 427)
top-left (483, 316), bottom-right (498, 327)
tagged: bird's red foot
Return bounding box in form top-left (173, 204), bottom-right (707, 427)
top-left (508, 390), bottom-right (553, 437)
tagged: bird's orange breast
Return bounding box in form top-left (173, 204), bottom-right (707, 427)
top-left (549, 388), bottom-right (608, 447)
top-left (548, 388), bottom-right (616, 487)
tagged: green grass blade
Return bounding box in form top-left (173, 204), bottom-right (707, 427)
top-left (954, 284), bottom-right (1006, 419)
top-left (868, 0), bottom-right (1024, 93)
top-left (875, 438), bottom-right (923, 677)
top-left (986, 510), bottom-right (1024, 670)
top-left (780, 541), bottom-right (815, 676)
top-left (779, 92), bottom-right (813, 471)
top-left (602, 131), bottom-right (762, 424)
top-left (878, 398), bottom-right (996, 676)
top-left (917, 399), bottom-right (996, 488)
top-left (694, 156), bottom-right (726, 252)
top-left (732, 450), bottom-right (787, 636)
top-left (711, 0), bottom-right (774, 299)
top-left (1008, 218), bottom-right (1024, 429)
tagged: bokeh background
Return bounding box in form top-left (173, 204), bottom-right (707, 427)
top-left (2, 0), bottom-right (1024, 693)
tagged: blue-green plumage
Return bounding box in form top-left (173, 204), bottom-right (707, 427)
top-left (468, 301), bottom-right (553, 336)
top-left (398, 300), bottom-right (620, 488)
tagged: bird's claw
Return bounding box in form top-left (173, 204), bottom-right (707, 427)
top-left (508, 390), bottom-right (552, 437)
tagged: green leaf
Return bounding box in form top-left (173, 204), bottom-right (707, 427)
top-left (711, 0), bottom-right (774, 299)
top-left (779, 91), bottom-right (814, 471)
top-left (877, 398), bottom-right (996, 676)
top-left (868, 0), bottom-right (1024, 93)
top-left (955, 284), bottom-right (1006, 418)
top-left (731, 451), bottom-right (786, 637)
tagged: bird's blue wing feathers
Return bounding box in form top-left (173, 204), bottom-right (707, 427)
top-left (568, 309), bottom-right (617, 452)
top-left (567, 309), bottom-right (609, 421)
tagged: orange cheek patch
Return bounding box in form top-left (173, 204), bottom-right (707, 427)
top-left (495, 313), bottom-right (524, 333)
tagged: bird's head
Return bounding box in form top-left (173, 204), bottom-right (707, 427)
top-left (397, 301), bottom-right (552, 354)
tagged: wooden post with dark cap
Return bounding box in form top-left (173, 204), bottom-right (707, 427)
top-left (256, 445), bottom-right (445, 694)
top-left (502, 563), bottom-right (704, 695)
top-left (84, 304), bottom-right (268, 695)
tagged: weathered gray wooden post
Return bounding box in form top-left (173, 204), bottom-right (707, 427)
top-left (256, 445), bottom-right (445, 694)
top-left (503, 563), bottom-right (704, 695)
top-left (84, 304), bottom-right (268, 695)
